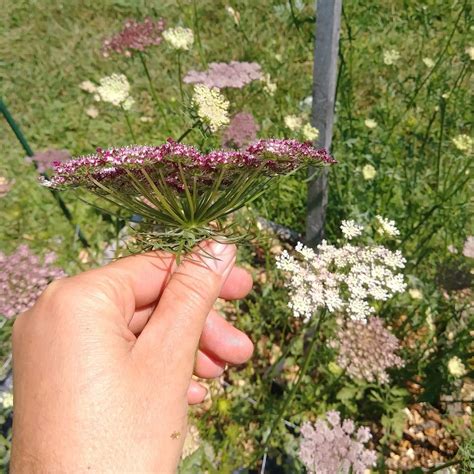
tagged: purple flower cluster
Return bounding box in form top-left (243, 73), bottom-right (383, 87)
top-left (299, 411), bottom-right (377, 474)
top-left (184, 61), bottom-right (262, 89)
top-left (0, 245), bottom-right (65, 319)
top-left (102, 17), bottom-right (166, 57)
top-left (44, 139), bottom-right (334, 193)
top-left (26, 149), bottom-right (71, 174)
top-left (222, 112), bottom-right (259, 149)
top-left (330, 317), bottom-right (404, 383)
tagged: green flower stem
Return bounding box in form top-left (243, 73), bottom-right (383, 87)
top-left (0, 97), bottom-right (90, 249)
top-left (137, 51), bottom-right (170, 131)
top-left (122, 108), bottom-right (137, 142)
top-left (192, 0), bottom-right (206, 66)
top-left (176, 120), bottom-right (200, 143)
top-left (255, 310), bottom-right (326, 470)
top-left (177, 51), bottom-right (184, 102)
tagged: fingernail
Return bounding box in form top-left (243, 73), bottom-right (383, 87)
top-left (207, 240), bottom-right (235, 274)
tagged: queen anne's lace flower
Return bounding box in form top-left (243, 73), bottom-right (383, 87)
top-left (96, 74), bottom-right (134, 109)
top-left (276, 220), bottom-right (406, 322)
top-left (299, 411), bottom-right (377, 474)
top-left (447, 356), bottom-right (467, 377)
top-left (302, 123), bottom-right (319, 141)
top-left (452, 134), bottom-right (473, 153)
top-left (284, 115), bottom-right (303, 131)
top-left (0, 245), bottom-right (65, 318)
top-left (376, 215), bottom-right (400, 237)
top-left (362, 164), bottom-right (376, 180)
top-left (102, 17), bottom-right (166, 57)
top-left (184, 62), bottom-right (262, 89)
top-left (330, 317), bottom-right (404, 383)
top-left (340, 220), bottom-right (363, 240)
top-left (383, 49), bottom-right (400, 65)
top-left (163, 27), bottom-right (194, 50)
top-left (192, 85), bottom-right (230, 132)
top-left (222, 112), bottom-right (259, 149)
top-left (364, 119), bottom-right (377, 129)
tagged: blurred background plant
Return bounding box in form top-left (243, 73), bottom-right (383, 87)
top-left (0, 0), bottom-right (472, 471)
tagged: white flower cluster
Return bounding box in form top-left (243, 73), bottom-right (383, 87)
top-left (376, 215), bottom-right (400, 237)
top-left (96, 73), bottom-right (134, 110)
top-left (340, 220), bottom-right (363, 240)
top-left (284, 115), bottom-right (319, 142)
top-left (276, 221), bottom-right (406, 322)
top-left (192, 85), bottom-right (230, 132)
top-left (163, 27), bottom-right (194, 50)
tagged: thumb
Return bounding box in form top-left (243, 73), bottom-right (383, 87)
top-left (134, 241), bottom-right (236, 371)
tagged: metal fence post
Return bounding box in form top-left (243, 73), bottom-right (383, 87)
top-left (306, 0), bottom-right (342, 247)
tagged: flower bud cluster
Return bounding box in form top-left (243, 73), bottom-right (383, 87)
top-left (184, 61), bottom-right (262, 89)
top-left (102, 17), bottom-right (166, 57)
top-left (330, 317), bottom-right (404, 383)
top-left (299, 411), bottom-right (377, 473)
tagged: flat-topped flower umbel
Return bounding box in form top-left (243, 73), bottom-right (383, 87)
top-left (45, 139), bottom-right (334, 254)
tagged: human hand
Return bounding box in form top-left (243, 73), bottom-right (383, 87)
top-left (11, 241), bottom-right (253, 473)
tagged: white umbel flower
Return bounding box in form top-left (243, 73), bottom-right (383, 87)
top-left (447, 356), bottom-right (467, 378)
top-left (376, 215), bottom-right (400, 237)
top-left (284, 115), bottom-right (303, 131)
top-left (96, 74), bottom-right (133, 108)
top-left (383, 49), bottom-right (400, 65)
top-left (364, 119), bottom-right (378, 129)
top-left (452, 134), bottom-right (473, 153)
top-left (341, 220), bottom-right (363, 240)
top-left (192, 85), bottom-right (230, 132)
top-left (163, 27), bottom-right (194, 50)
top-left (362, 164), bottom-right (376, 180)
top-left (276, 220), bottom-right (407, 323)
top-left (302, 123), bottom-right (319, 141)
top-left (79, 80), bottom-right (97, 94)
top-left (423, 57), bottom-right (435, 68)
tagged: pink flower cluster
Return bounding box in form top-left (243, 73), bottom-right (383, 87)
top-left (184, 61), bottom-right (262, 89)
top-left (330, 317), bottom-right (404, 383)
top-left (299, 411), bottom-right (377, 474)
top-left (222, 112), bottom-right (259, 149)
top-left (102, 17), bottom-right (166, 57)
top-left (26, 149), bottom-right (71, 174)
top-left (0, 245), bottom-right (65, 319)
top-left (44, 139), bottom-right (334, 192)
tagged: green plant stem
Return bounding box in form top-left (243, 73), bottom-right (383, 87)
top-left (0, 97), bottom-right (90, 249)
top-left (255, 311), bottom-right (326, 470)
top-left (176, 120), bottom-right (200, 143)
top-left (137, 52), bottom-right (169, 131)
top-left (192, 0), bottom-right (206, 66)
top-left (123, 108), bottom-right (137, 142)
top-left (177, 51), bottom-right (184, 102)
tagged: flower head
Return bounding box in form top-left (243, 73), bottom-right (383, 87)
top-left (362, 164), bottom-right (376, 180)
top-left (447, 356), bottom-right (467, 378)
top-left (79, 80), bottom-right (97, 94)
top-left (284, 115), bottom-right (303, 132)
top-left (262, 73), bottom-right (277, 95)
top-left (364, 119), bottom-right (377, 129)
top-left (226, 6), bottom-right (241, 25)
top-left (192, 85), bottom-right (230, 132)
top-left (45, 139), bottom-right (334, 254)
top-left (163, 27), bottom-right (194, 50)
top-left (423, 57), bottom-right (435, 68)
top-left (184, 61), bottom-right (262, 89)
top-left (302, 123), bottom-right (319, 141)
top-left (452, 134), bottom-right (473, 153)
top-left (96, 74), bottom-right (134, 109)
top-left (330, 317), bottom-right (404, 383)
top-left (383, 49), bottom-right (400, 65)
top-left (222, 112), bottom-right (259, 149)
top-left (0, 245), bottom-right (65, 318)
top-left (299, 412), bottom-right (377, 473)
top-left (376, 215), bottom-right (400, 237)
top-left (408, 288), bottom-right (423, 300)
top-left (340, 220), bottom-right (363, 240)
top-left (102, 17), bottom-right (166, 57)
top-left (276, 220), bottom-right (406, 322)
